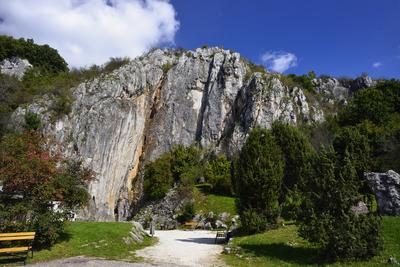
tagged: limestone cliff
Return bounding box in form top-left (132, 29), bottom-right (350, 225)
top-left (10, 47), bottom-right (370, 221)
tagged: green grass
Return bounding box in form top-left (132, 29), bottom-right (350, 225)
top-left (223, 216), bottom-right (400, 267)
top-left (194, 188), bottom-right (237, 216)
top-left (27, 221), bottom-right (156, 264)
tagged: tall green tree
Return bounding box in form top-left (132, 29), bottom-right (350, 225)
top-left (233, 127), bottom-right (284, 234)
top-left (204, 154), bottom-right (232, 195)
top-left (298, 147), bottom-right (382, 261)
top-left (271, 122), bottom-right (315, 219)
top-left (143, 153), bottom-right (173, 201)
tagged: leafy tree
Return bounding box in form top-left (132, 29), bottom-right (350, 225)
top-left (143, 144), bottom-right (202, 200)
top-left (298, 148), bottom-right (382, 261)
top-left (0, 35), bottom-right (68, 74)
top-left (333, 126), bottom-right (372, 177)
top-left (143, 153), bottom-right (173, 200)
top-left (271, 122), bottom-right (315, 219)
top-left (0, 130), bottom-right (93, 248)
top-left (204, 154), bottom-right (232, 195)
top-left (233, 127), bottom-right (284, 234)
top-left (339, 88), bottom-right (391, 126)
top-left (177, 202), bottom-right (196, 223)
top-left (170, 144), bottom-right (202, 182)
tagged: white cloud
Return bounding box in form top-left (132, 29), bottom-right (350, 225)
top-left (261, 51), bottom-right (297, 73)
top-left (372, 62), bottom-right (383, 68)
top-left (0, 0), bottom-right (179, 67)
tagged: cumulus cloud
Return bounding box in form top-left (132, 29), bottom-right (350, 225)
top-left (261, 51), bottom-right (297, 73)
top-left (372, 62), bottom-right (383, 68)
top-left (0, 0), bottom-right (179, 67)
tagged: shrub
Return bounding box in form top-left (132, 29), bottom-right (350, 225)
top-left (280, 72), bottom-right (316, 93)
top-left (177, 202), bottom-right (196, 223)
top-left (339, 88), bottom-right (391, 126)
top-left (103, 57), bottom-right (130, 73)
top-left (0, 35), bottom-right (68, 74)
top-left (162, 62), bottom-right (174, 74)
top-left (24, 112), bottom-right (41, 130)
top-left (0, 129), bottom-right (93, 248)
top-left (204, 154), bottom-right (233, 195)
top-left (298, 147), bottom-right (383, 261)
top-left (194, 183), bottom-right (212, 194)
top-left (244, 62), bottom-right (266, 81)
top-left (233, 127), bottom-right (284, 234)
top-left (143, 153), bottom-right (173, 200)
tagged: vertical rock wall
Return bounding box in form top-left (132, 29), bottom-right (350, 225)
top-left (12, 47), bottom-right (327, 221)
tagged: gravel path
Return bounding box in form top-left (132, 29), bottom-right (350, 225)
top-left (28, 256), bottom-right (158, 267)
top-left (27, 230), bottom-right (225, 267)
top-left (136, 230), bottom-right (225, 267)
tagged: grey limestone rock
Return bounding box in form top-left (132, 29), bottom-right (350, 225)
top-left (0, 57), bottom-right (32, 79)
top-left (350, 201), bottom-right (369, 215)
top-left (365, 170), bottom-right (400, 216)
top-left (10, 47), bottom-right (353, 221)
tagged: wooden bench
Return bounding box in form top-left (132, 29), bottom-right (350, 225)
top-left (183, 221), bottom-right (198, 229)
top-left (215, 231), bottom-right (227, 243)
top-left (0, 232), bottom-right (36, 265)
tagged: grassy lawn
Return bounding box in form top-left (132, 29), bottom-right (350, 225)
top-left (25, 221), bottom-right (156, 264)
top-left (223, 216), bottom-right (400, 267)
top-left (194, 188), bottom-right (237, 216)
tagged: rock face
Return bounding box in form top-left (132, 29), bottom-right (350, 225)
top-left (0, 57), bottom-right (32, 79)
top-left (10, 47), bottom-right (369, 221)
top-left (133, 188), bottom-right (186, 230)
top-left (365, 170), bottom-right (400, 216)
top-left (312, 76), bottom-right (376, 105)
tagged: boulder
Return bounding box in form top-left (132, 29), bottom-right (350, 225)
top-left (218, 212), bottom-right (230, 222)
top-left (0, 57), bottom-right (32, 79)
top-left (365, 170), bottom-right (400, 215)
top-left (204, 222), bottom-right (213, 230)
top-left (215, 220), bottom-right (227, 229)
top-left (123, 221), bottom-right (148, 244)
top-left (350, 201), bottom-right (369, 215)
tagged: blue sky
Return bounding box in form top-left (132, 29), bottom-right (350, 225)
top-left (171, 0), bottom-right (399, 78)
top-left (0, 0), bottom-right (398, 78)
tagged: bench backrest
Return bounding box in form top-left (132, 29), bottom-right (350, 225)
top-left (0, 232), bottom-right (36, 242)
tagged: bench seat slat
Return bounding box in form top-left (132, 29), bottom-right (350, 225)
top-left (0, 236), bottom-right (35, 241)
top-left (0, 232), bottom-right (35, 237)
top-left (0, 247), bottom-right (30, 253)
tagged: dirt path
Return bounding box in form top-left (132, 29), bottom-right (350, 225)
top-left (135, 230), bottom-right (225, 267)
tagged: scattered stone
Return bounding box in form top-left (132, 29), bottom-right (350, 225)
top-left (123, 221), bottom-right (148, 244)
top-left (204, 222), bottom-right (213, 230)
top-left (365, 170), bottom-right (400, 215)
top-left (351, 201), bottom-right (369, 215)
top-left (388, 257), bottom-right (399, 265)
top-left (218, 212), bottom-right (230, 222)
top-left (133, 188), bottom-right (186, 230)
top-left (196, 220), bottom-right (206, 229)
top-left (215, 220), bottom-right (227, 229)
top-left (223, 247), bottom-right (232, 254)
top-left (193, 214), bottom-right (202, 222)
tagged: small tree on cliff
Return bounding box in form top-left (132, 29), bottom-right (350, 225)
top-left (233, 127), bottom-right (284, 234)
